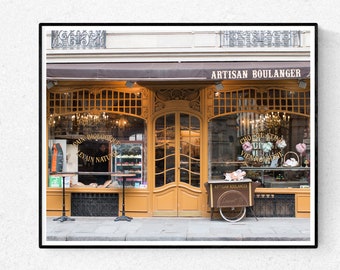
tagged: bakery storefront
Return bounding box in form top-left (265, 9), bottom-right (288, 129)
top-left (45, 60), bottom-right (312, 219)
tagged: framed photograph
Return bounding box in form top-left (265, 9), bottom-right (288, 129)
top-left (39, 23), bottom-right (317, 248)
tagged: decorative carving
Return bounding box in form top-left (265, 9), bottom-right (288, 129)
top-left (154, 88), bottom-right (201, 112)
top-left (221, 30), bottom-right (301, 48)
top-left (206, 87), bottom-right (216, 99)
top-left (207, 105), bottom-right (214, 120)
top-left (51, 30), bottom-right (106, 49)
top-left (189, 100), bottom-right (200, 112)
top-left (140, 88), bottom-right (149, 98)
top-left (154, 100), bottom-right (165, 112)
top-left (141, 107), bottom-right (149, 119)
top-left (155, 89), bottom-right (200, 102)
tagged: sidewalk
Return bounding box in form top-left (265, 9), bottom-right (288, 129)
top-left (45, 216), bottom-right (312, 244)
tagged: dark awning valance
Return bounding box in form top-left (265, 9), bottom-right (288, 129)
top-left (46, 61), bottom-right (310, 81)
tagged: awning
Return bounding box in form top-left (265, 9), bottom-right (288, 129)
top-left (46, 61), bottom-right (310, 81)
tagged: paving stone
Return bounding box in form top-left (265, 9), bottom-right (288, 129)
top-left (44, 217), bottom-right (312, 243)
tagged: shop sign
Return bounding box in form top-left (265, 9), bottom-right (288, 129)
top-left (210, 68), bottom-right (302, 80)
top-left (239, 132), bottom-right (283, 164)
top-left (72, 134), bottom-right (120, 163)
top-left (213, 183), bottom-right (248, 190)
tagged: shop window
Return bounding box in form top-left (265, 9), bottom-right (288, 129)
top-left (48, 114), bottom-right (147, 188)
top-left (208, 113), bottom-right (310, 187)
top-left (47, 86), bottom-right (148, 188)
top-left (48, 88), bottom-right (144, 117)
top-left (213, 87), bottom-right (310, 117)
top-left (209, 84), bottom-right (310, 187)
top-left (208, 115), bottom-right (239, 179)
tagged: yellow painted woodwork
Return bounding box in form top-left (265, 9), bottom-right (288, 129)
top-left (46, 187), bottom-right (311, 218)
top-left (150, 107), bottom-right (203, 217)
top-left (46, 188), bottom-right (152, 217)
top-left (178, 188), bottom-right (201, 211)
top-left (46, 80), bottom-right (311, 218)
top-left (46, 190), bottom-right (71, 216)
top-left (47, 210), bottom-right (71, 216)
top-left (153, 186), bottom-right (178, 212)
top-left (295, 194), bottom-right (311, 218)
top-left (125, 193), bottom-right (149, 212)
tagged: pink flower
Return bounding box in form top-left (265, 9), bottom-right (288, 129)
top-left (296, 143), bottom-right (307, 154)
top-left (242, 141), bottom-right (253, 153)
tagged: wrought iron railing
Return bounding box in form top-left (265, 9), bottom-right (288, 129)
top-left (71, 193), bottom-right (118, 216)
top-left (221, 30), bottom-right (302, 48)
top-left (247, 194), bottom-right (295, 217)
top-left (51, 30), bottom-right (106, 49)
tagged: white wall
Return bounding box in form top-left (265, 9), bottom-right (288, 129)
top-left (2, 0), bottom-right (338, 269)
top-left (45, 26), bottom-right (311, 63)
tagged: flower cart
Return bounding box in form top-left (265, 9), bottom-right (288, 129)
top-left (205, 179), bottom-right (260, 222)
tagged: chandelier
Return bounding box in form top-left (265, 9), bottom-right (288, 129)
top-left (48, 111), bottom-right (129, 134)
top-left (249, 112), bottom-right (290, 134)
top-left (72, 112), bottom-right (109, 127)
top-left (264, 112), bottom-right (290, 130)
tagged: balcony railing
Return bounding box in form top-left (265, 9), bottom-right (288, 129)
top-left (51, 30), bottom-right (106, 49)
top-left (221, 30), bottom-right (302, 48)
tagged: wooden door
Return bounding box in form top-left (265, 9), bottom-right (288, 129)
top-left (152, 112), bottom-right (202, 216)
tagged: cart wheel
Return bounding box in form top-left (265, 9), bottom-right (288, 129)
top-left (219, 206), bottom-right (246, 222)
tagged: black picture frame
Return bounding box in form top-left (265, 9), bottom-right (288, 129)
top-left (39, 23), bottom-right (318, 249)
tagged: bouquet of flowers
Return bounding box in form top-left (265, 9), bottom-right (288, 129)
top-left (224, 169), bottom-right (246, 181)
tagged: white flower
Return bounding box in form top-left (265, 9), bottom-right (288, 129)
top-left (262, 142), bottom-right (273, 153)
top-left (276, 139), bottom-right (287, 149)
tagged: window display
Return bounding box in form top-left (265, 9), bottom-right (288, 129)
top-left (208, 111), bottom-right (310, 187)
top-left (112, 143), bottom-right (145, 188)
top-left (47, 109), bottom-right (146, 188)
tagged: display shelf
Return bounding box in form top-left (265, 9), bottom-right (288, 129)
top-left (112, 142), bottom-right (144, 188)
top-left (240, 166), bottom-right (310, 187)
top-left (210, 161), bottom-right (247, 180)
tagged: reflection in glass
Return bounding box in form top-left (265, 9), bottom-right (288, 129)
top-left (155, 173), bottom-right (164, 187)
top-left (179, 113), bottom-right (200, 187)
top-left (154, 113), bottom-right (201, 188)
top-left (166, 169), bottom-right (175, 184)
top-left (154, 114), bottom-right (176, 187)
top-left (166, 155), bottom-right (175, 170)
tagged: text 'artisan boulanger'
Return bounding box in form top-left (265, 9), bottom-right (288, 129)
top-left (210, 68), bottom-right (302, 80)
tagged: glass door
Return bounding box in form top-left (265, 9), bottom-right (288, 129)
top-left (155, 113), bottom-right (176, 187)
top-left (153, 112), bottom-right (202, 216)
top-left (179, 113), bottom-right (200, 187)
